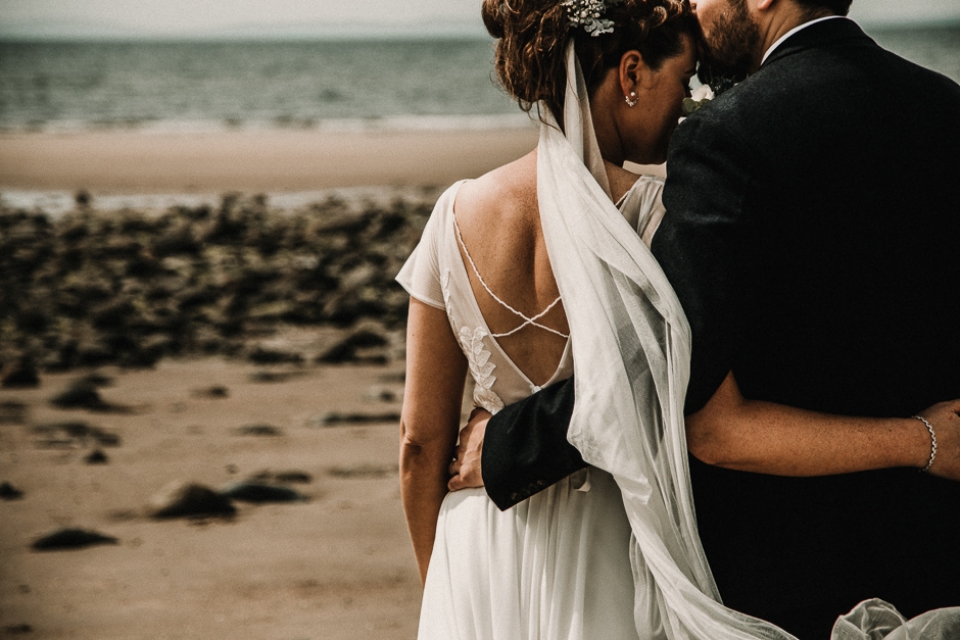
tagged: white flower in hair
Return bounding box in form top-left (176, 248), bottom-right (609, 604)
top-left (561, 0), bottom-right (624, 37)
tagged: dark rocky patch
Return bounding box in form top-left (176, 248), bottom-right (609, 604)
top-left (84, 448), bottom-right (109, 464)
top-left (250, 469), bottom-right (312, 484)
top-left (147, 481), bottom-right (236, 519)
top-left (234, 424), bottom-right (283, 437)
top-left (32, 421), bottom-right (120, 448)
top-left (316, 324), bottom-right (391, 365)
top-left (31, 528), bottom-right (118, 551)
top-left (77, 372), bottom-right (113, 387)
top-left (364, 385), bottom-right (399, 403)
top-left (309, 411), bottom-right (400, 427)
top-left (0, 482), bottom-right (24, 500)
top-left (3, 623), bottom-right (33, 635)
top-left (0, 192), bottom-right (430, 372)
top-left (192, 385), bottom-right (229, 398)
top-left (219, 481), bottom-right (305, 503)
top-left (248, 370), bottom-right (300, 384)
top-left (1, 356), bottom-right (40, 389)
top-left (328, 464), bottom-right (398, 479)
top-left (49, 380), bottom-right (115, 411)
top-left (0, 401), bottom-right (28, 425)
top-left (247, 346), bottom-right (303, 365)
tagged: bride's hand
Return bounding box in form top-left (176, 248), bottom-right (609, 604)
top-left (448, 407), bottom-right (490, 491)
top-left (915, 400), bottom-right (960, 480)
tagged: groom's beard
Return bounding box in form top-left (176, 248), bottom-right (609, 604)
top-left (698, 0), bottom-right (761, 90)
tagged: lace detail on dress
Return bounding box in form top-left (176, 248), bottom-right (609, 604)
top-left (457, 326), bottom-right (505, 414)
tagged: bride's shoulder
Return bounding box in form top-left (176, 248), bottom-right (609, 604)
top-left (455, 151), bottom-right (537, 231)
top-left (606, 162), bottom-right (665, 205)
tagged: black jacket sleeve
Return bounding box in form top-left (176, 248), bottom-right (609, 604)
top-left (481, 376), bottom-right (585, 510)
top-left (653, 110), bottom-right (753, 414)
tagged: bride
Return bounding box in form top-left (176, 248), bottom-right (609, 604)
top-left (397, 0), bottom-right (960, 638)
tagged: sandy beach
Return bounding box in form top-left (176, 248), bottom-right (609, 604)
top-left (1, 358), bottom-right (431, 640)
top-left (0, 127), bottom-right (515, 640)
top-left (0, 128), bottom-right (541, 194)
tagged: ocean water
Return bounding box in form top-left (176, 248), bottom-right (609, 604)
top-left (1, 24), bottom-right (959, 133)
top-left (0, 38), bottom-right (526, 133)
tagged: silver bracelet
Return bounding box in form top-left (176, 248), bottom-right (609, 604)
top-left (913, 415), bottom-right (938, 473)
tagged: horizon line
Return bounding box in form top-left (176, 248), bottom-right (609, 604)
top-left (1, 18), bottom-right (959, 42)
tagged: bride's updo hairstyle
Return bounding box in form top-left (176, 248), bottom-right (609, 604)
top-left (481, 0), bottom-right (696, 121)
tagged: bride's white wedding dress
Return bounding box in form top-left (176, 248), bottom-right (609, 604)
top-left (397, 175), bottom-right (666, 640)
top-left (398, 41), bottom-right (960, 640)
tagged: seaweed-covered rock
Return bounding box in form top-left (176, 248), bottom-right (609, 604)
top-left (84, 448), bottom-right (109, 464)
top-left (192, 385), bottom-right (229, 398)
top-left (50, 380), bottom-right (111, 411)
top-left (250, 469), bottom-right (312, 484)
top-left (0, 191), bottom-right (433, 371)
top-left (308, 411), bottom-right (400, 427)
top-left (0, 401), bottom-right (28, 425)
top-left (247, 346), bottom-right (303, 365)
top-left (234, 424), bottom-right (283, 437)
top-left (0, 482), bottom-right (24, 500)
top-left (31, 528), bottom-right (118, 551)
top-left (220, 481), bottom-right (305, 503)
top-left (31, 421), bottom-right (121, 448)
top-left (316, 324), bottom-right (390, 364)
top-left (147, 481), bottom-right (236, 519)
top-left (1, 357), bottom-right (40, 388)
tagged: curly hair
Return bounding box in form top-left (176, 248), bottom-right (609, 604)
top-left (481, 0), bottom-right (697, 120)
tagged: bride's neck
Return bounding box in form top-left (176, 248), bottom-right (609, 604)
top-left (590, 84), bottom-right (627, 167)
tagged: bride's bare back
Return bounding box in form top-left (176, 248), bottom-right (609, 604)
top-left (452, 150), bottom-right (570, 387)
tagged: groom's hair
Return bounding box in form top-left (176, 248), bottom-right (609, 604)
top-left (793, 0), bottom-right (853, 17)
top-left (482, 0), bottom-right (698, 122)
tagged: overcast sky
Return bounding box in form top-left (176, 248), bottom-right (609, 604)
top-left (1, 0), bottom-right (958, 38)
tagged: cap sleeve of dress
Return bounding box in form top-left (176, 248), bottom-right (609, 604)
top-left (395, 182), bottom-right (461, 310)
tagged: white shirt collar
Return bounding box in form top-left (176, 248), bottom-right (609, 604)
top-left (761, 15), bottom-right (850, 66)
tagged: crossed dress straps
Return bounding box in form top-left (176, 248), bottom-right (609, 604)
top-left (453, 215), bottom-right (570, 340)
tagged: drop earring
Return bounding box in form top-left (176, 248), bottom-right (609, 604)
top-left (625, 91), bottom-right (638, 107)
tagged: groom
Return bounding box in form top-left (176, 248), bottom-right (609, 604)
top-left (448, 0), bottom-right (960, 637)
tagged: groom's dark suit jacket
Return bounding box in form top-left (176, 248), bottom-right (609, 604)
top-left (480, 18), bottom-right (960, 638)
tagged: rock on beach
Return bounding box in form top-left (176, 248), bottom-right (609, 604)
top-left (31, 528), bottom-right (119, 551)
top-left (147, 480), bottom-right (236, 519)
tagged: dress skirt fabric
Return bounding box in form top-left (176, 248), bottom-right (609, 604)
top-left (418, 470), bottom-right (639, 640)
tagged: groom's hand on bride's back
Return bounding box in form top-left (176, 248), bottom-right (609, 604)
top-left (448, 407), bottom-right (490, 491)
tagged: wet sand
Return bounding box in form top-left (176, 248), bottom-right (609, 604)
top-left (0, 358), bottom-right (430, 639)
top-left (0, 128), bottom-right (541, 193)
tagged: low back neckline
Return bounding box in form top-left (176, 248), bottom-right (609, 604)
top-left (451, 212), bottom-right (569, 341)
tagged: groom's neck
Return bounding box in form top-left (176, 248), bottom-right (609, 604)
top-left (752, 0), bottom-right (836, 72)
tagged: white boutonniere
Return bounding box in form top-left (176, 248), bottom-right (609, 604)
top-left (681, 84), bottom-right (715, 118)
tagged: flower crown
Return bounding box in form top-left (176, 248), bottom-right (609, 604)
top-left (561, 0), bottom-right (624, 37)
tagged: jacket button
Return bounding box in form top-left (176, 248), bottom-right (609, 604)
top-left (510, 492), bottom-right (520, 501)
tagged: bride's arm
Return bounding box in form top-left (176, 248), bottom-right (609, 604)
top-left (400, 298), bottom-right (468, 585)
top-left (687, 371), bottom-right (960, 479)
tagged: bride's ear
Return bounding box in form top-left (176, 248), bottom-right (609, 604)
top-left (619, 50), bottom-right (652, 101)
